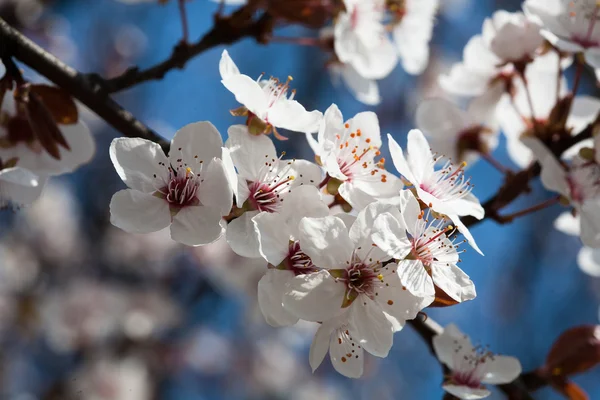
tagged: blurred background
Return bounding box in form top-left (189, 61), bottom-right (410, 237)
top-left (0, 0), bottom-right (599, 399)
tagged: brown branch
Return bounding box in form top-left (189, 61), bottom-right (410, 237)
top-left (100, 5), bottom-right (275, 93)
top-left (0, 17), bottom-right (170, 149)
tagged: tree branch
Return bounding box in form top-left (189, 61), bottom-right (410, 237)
top-left (0, 18), bottom-right (170, 149)
top-left (100, 5), bottom-right (275, 93)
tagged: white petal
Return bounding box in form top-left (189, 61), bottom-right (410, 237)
top-left (110, 189), bottom-right (170, 234)
top-left (279, 185), bottom-right (329, 239)
top-left (267, 100), bottom-right (323, 134)
top-left (578, 247), bottom-right (600, 277)
top-left (431, 263), bottom-right (476, 303)
top-left (338, 182), bottom-right (382, 211)
top-left (0, 166), bottom-right (38, 186)
top-left (198, 158), bottom-right (233, 216)
top-left (221, 147), bottom-right (239, 205)
top-left (0, 169), bottom-right (45, 207)
top-left (337, 64), bottom-right (381, 106)
top-left (452, 215), bottom-right (484, 255)
top-left (481, 355), bottom-right (522, 384)
top-left (109, 137), bottom-right (169, 193)
top-left (388, 134), bottom-right (417, 184)
top-left (433, 323), bottom-right (474, 368)
top-left (170, 205), bottom-right (224, 246)
top-left (350, 200), bottom-right (403, 246)
top-left (406, 129), bottom-right (435, 184)
top-left (169, 122), bottom-right (223, 167)
top-left (225, 211), bottom-right (262, 258)
top-left (350, 297), bottom-right (393, 357)
top-left (309, 319), bottom-right (336, 373)
top-left (287, 159), bottom-right (323, 187)
top-left (372, 212), bottom-right (412, 260)
top-left (329, 324), bottom-right (364, 378)
top-left (257, 269), bottom-right (298, 327)
top-left (349, 111), bottom-right (382, 149)
top-left (222, 75), bottom-right (268, 117)
top-left (397, 260), bottom-right (435, 298)
top-left (377, 265), bottom-right (434, 326)
top-left (219, 50), bottom-right (240, 80)
top-left (51, 121), bottom-right (96, 174)
top-left (254, 212), bottom-right (291, 266)
top-left (226, 125), bottom-right (276, 181)
top-left (317, 103), bottom-right (344, 149)
top-left (554, 211), bottom-right (580, 236)
top-left (443, 384), bottom-right (491, 400)
top-left (298, 216), bottom-right (354, 269)
top-left (416, 98), bottom-right (469, 140)
top-left (282, 270), bottom-right (345, 322)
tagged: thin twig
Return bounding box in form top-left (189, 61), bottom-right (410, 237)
top-left (496, 195), bottom-right (561, 223)
top-left (101, 5), bottom-right (273, 93)
top-left (178, 0), bottom-right (190, 44)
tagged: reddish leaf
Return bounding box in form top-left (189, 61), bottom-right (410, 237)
top-left (544, 325), bottom-right (600, 378)
top-left (29, 84), bottom-right (78, 125)
top-left (428, 285), bottom-right (459, 308)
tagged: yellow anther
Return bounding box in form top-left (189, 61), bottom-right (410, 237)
top-left (289, 175), bottom-right (295, 180)
top-left (377, 274), bottom-right (384, 281)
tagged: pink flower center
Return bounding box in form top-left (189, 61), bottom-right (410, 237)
top-left (419, 158), bottom-right (472, 202)
top-left (334, 128), bottom-right (385, 183)
top-left (284, 241), bottom-right (317, 276)
top-left (156, 164), bottom-right (201, 209)
top-left (343, 262), bottom-right (378, 296)
top-left (449, 343), bottom-right (495, 389)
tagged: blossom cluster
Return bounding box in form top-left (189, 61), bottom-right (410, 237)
top-left (6, 0), bottom-right (600, 398)
top-left (105, 47), bottom-right (509, 391)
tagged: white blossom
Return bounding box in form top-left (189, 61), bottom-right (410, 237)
top-left (109, 121), bottom-right (233, 246)
top-left (334, 0), bottom-right (398, 80)
top-left (219, 50), bottom-right (322, 138)
top-left (390, 0), bottom-right (439, 75)
top-left (224, 125), bottom-right (322, 258)
top-left (254, 185), bottom-right (329, 327)
top-left (416, 98), bottom-right (499, 166)
top-left (524, 0), bottom-right (600, 80)
top-left (433, 324), bottom-right (522, 399)
top-left (387, 130), bottom-right (484, 253)
top-left (307, 104), bottom-right (402, 210)
top-left (282, 201), bottom-right (434, 375)
top-left (525, 135), bottom-right (600, 247)
top-left (372, 190), bottom-right (476, 302)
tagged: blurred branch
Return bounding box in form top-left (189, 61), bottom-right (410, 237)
top-left (0, 17), bottom-right (170, 148)
top-left (99, 5), bottom-right (275, 93)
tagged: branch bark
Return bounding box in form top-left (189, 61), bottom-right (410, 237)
top-left (0, 18), bottom-right (170, 148)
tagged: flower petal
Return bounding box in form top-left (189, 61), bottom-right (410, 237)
top-left (388, 133), bottom-right (416, 184)
top-left (198, 158), bottom-right (233, 216)
top-left (433, 323), bottom-right (474, 369)
top-left (577, 247), bottom-right (600, 277)
top-left (109, 137), bottom-right (169, 193)
top-left (372, 212), bottom-right (412, 260)
top-left (170, 205), bottom-right (224, 246)
top-left (298, 216), bottom-right (354, 269)
top-left (397, 259), bottom-right (435, 298)
top-left (329, 324), bottom-right (364, 378)
top-left (309, 319), bottom-right (336, 373)
top-left (406, 129), bottom-right (435, 184)
top-left (480, 355), bottom-right (522, 384)
top-left (254, 212), bottom-right (291, 266)
top-left (279, 185), bottom-right (329, 239)
top-left (221, 75), bottom-right (268, 117)
top-left (267, 100), bottom-right (323, 134)
top-left (257, 269), bottom-right (298, 327)
top-left (225, 210), bottom-right (262, 258)
top-left (219, 50), bottom-right (240, 80)
top-left (110, 189), bottom-right (170, 234)
top-left (431, 262), bottom-right (476, 303)
top-left (283, 270), bottom-right (345, 322)
top-left (443, 384), bottom-right (491, 400)
top-left (226, 125), bottom-right (276, 181)
top-left (350, 297), bottom-right (393, 357)
top-left (169, 122), bottom-right (223, 168)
